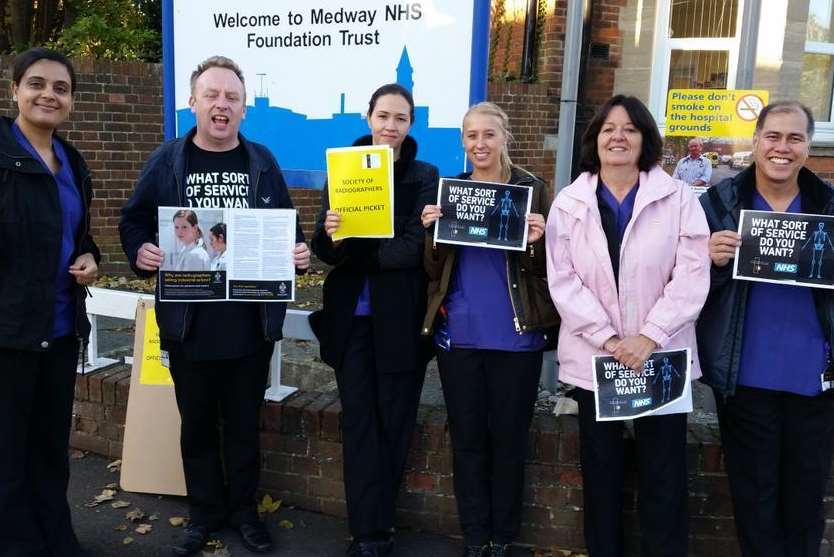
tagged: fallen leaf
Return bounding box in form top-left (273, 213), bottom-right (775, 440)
top-left (202, 548), bottom-right (231, 557)
top-left (111, 501), bottom-right (130, 509)
top-left (168, 516), bottom-right (186, 527)
top-left (70, 450), bottom-right (87, 460)
top-left (149, 513), bottom-right (159, 521)
top-left (114, 524), bottom-right (128, 531)
top-left (105, 483), bottom-right (119, 490)
top-left (278, 520), bottom-right (294, 529)
top-left (135, 524), bottom-right (152, 535)
top-left (107, 460), bottom-right (122, 472)
top-left (205, 539), bottom-right (224, 550)
top-left (83, 501), bottom-right (100, 508)
top-left (257, 494), bottom-right (281, 514)
top-left (122, 537), bottom-right (134, 545)
top-left (126, 508), bottom-right (145, 522)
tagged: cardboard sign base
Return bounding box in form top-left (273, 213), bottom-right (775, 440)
top-left (120, 299), bottom-right (187, 496)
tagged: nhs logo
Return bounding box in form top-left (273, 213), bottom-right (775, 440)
top-left (774, 262), bottom-right (798, 273)
top-left (631, 397), bottom-right (652, 409)
top-left (468, 226), bottom-right (488, 237)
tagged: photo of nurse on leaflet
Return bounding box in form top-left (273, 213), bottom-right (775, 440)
top-left (159, 208), bottom-right (223, 272)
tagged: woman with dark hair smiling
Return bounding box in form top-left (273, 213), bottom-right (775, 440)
top-left (310, 83), bottom-right (438, 557)
top-left (545, 95), bottom-right (710, 556)
top-left (0, 47), bottom-right (99, 557)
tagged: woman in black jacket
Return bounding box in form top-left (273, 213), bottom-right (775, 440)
top-left (0, 48), bottom-right (99, 557)
top-left (310, 83), bottom-right (438, 557)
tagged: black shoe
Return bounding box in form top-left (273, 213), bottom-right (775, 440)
top-left (462, 544), bottom-right (489, 557)
top-left (490, 543), bottom-right (513, 557)
top-left (238, 521), bottom-right (273, 553)
top-left (172, 525), bottom-right (210, 556)
top-left (345, 538), bottom-right (394, 557)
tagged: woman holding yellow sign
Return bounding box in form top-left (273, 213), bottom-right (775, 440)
top-left (420, 102), bottom-right (558, 557)
top-left (310, 83), bottom-right (438, 557)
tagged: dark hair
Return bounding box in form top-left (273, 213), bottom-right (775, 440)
top-left (173, 209), bottom-right (203, 243)
top-left (209, 222), bottom-right (227, 243)
top-left (368, 83), bottom-right (414, 123)
top-left (755, 100), bottom-right (815, 137)
top-left (578, 95), bottom-right (663, 174)
top-left (12, 47), bottom-right (76, 93)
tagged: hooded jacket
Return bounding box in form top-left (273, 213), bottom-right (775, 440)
top-left (0, 116), bottom-right (100, 351)
top-left (546, 166), bottom-right (710, 391)
top-left (697, 164), bottom-right (834, 397)
top-left (119, 128), bottom-right (304, 343)
top-left (309, 135), bottom-right (438, 372)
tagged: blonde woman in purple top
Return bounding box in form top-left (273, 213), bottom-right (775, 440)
top-left (421, 102), bottom-right (558, 557)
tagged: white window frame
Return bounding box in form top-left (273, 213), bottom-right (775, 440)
top-left (805, 38), bottom-right (834, 143)
top-left (648, 0), bottom-right (746, 132)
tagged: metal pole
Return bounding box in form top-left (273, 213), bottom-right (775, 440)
top-left (554, 0), bottom-right (585, 191)
top-left (735, 0), bottom-right (761, 89)
top-left (520, 0), bottom-right (539, 82)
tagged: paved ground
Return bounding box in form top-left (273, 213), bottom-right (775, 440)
top-left (69, 454), bottom-right (463, 557)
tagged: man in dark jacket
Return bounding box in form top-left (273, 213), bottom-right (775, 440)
top-left (119, 56), bottom-right (310, 556)
top-left (698, 100), bottom-right (834, 556)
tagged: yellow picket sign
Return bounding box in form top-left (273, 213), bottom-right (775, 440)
top-left (666, 89), bottom-right (769, 138)
top-left (326, 145), bottom-right (394, 240)
top-left (139, 307), bottom-right (173, 386)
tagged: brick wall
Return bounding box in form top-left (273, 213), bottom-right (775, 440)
top-left (0, 57), bottom-right (321, 274)
top-left (71, 365), bottom-right (751, 556)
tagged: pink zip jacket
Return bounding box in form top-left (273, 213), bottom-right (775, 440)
top-left (545, 166), bottom-right (710, 391)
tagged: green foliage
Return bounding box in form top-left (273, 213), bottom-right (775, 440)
top-left (54, 0), bottom-right (161, 61)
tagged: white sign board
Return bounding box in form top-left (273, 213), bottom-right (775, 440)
top-left (163, 0), bottom-right (490, 187)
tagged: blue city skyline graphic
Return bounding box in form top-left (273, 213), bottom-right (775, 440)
top-left (176, 47), bottom-right (464, 189)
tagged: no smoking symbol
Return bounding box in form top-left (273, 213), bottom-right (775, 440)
top-left (736, 94), bottom-right (765, 121)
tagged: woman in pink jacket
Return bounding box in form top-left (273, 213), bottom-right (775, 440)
top-left (545, 95), bottom-right (710, 557)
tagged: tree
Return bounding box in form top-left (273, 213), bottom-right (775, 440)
top-left (0, 0), bottom-right (162, 61)
top-left (1, 0), bottom-right (63, 52)
top-left (57, 0), bottom-right (160, 60)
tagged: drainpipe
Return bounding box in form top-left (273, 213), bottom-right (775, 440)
top-left (735, 0), bottom-right (761, 89)
top-left (554, 0), bottom-right (585, 191)
top-left (520, 0), bottom-right (539, 82)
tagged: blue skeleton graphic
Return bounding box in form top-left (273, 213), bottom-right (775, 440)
top-left (490, 190), bottom-right (520, 241)
top-left (652, 357), bottom-right (681, 403)
top-left (801, 222), bottom-right (834, 279)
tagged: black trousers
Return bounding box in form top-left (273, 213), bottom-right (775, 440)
top-left (716, 386), bottom-right (834, 557)
top-left (335, 318), bottom-right (425, 540)
top-left (0, 336), bottom-right (82, 557)
top-left (168, 342), bottom-right (274, 528)
top-left (574, 387), bottom-right (688, 557)
top-left (437, 347), bottom-right (542, 546)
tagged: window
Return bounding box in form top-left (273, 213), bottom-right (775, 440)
top-left (649, 0), bottom-right (744, 126)
top-left (802, 0), bottom-right (834, 124)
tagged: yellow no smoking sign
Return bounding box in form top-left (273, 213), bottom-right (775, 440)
top-left (666, 89), bottom-right (769, 137)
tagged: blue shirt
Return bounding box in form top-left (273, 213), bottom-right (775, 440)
top-left (354, 279), bottom-right (372, 316)
top-left (13, 124), bottom-right (83, 339)
top-left (443, 246), bottom-right (545, 352)
top-left (598, 182), bottom-right (639, 241)
top-left (672, 155), bottom-right (712, 186)
top-left (737, 191), bottom-right (828, 396)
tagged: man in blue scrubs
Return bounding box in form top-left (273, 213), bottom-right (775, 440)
top-left (697, 101), bottom-right (834, 557)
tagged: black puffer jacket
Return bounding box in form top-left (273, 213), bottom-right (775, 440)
top-left (0, 116), bottom-right (100, 351)
top-left (697, 164), bottom-right (834, 397)
top-left (309, 135), bottom-right (438, 372)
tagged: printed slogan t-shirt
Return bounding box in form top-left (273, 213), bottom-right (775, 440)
top-left (176, 142), bottom-right (264, 360)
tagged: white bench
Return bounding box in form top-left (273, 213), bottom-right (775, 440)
top-left (81, 287), bottom-right (312, 401)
